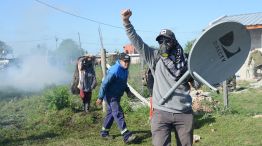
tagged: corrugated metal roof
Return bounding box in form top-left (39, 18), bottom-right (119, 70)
top-left (210, 12), bottom-right (262, 26)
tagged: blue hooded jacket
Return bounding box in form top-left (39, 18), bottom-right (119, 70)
top-left (98, 60), bottom-right (130, 101)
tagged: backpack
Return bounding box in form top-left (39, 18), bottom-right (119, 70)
top-left (71, 62), bottom-right (80, 95)
top-left (71, 56), bottom-right (85, 95)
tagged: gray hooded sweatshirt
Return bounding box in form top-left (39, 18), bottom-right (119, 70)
top-left (124, 23), bottom-right (192, 113)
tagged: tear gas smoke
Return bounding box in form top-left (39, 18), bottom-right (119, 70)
top-left (0, 55), bottom-right (72, 91)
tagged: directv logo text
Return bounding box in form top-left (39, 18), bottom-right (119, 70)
top-left (213, 31), bottom-right (241, 62)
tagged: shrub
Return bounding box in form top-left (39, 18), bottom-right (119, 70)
top-left (121, 95), bottom-right (133, 113)
top-left (44, 86), bottom-right (70, 110)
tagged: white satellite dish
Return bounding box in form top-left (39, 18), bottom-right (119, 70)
top-left (159, 21), bottom-right (251, 105)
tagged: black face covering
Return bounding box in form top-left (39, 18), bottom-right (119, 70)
top-left (157, 36), bottom-right (187, 80)
top-left (158, 37), bottom-right (174, 57)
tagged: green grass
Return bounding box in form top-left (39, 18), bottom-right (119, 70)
top-left (0, 67), bottom-right (262, 146)
top-left (194, 114), bottom-right (262, 146)
top-left (1, 85), bottom-right (261, 146)
top-left (0, 91), bottom-right (151, 146)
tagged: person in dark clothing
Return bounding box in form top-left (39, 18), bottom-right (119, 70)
top-left (77, 55), bottom-right (97, 112)
top-left (96, 53), bottom-right (137, 144)
top-left (121, 9), bottom-right (200, 146)
top-left (144, 68), bottom-right (154, 96)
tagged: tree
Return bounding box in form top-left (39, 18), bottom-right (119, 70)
top-left (54, 39), bottom-right (84, 63)
top-left (0, 41), bottom-right (12, 57)
top-left (183, 39), bottom-right (195, 54)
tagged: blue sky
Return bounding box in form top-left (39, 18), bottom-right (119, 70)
top-left (1, 0), bottom-right (261, 55)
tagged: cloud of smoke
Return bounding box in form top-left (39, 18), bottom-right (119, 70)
top-left (0, 54), bottom-right (72, 91)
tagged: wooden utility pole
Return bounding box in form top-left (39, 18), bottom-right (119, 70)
top-left (223, 80), bottom-right (228, 108)
top-left (78, 32), bottom-right (82, 52)
top-left (98, 26), bottom-right (107, 112)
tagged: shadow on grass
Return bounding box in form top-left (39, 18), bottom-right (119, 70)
top-left (235, 86), bottom-right (247, 92)
top-left (194, 113), bottom-right (216, 129)
top-left (0, 132), bottom-right (59, 146)
top-left (113, 130), bottom-right (151, 144)
top-left (132, 130), bottom-right (152, 144)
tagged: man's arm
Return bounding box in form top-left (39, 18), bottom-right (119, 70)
top-left (98, 72), bottom-right (115, 99)
top-left (121, 9), bottom-right (157, 69)
top-left (96, 72), bottom-right (115, 106)
top-left (125, 85), bottom-right (136, 98)
top-left (125, 85), bottom-right (131, 93)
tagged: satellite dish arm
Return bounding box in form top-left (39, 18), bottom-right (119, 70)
top-left (159, 71), bottom-right (190, 105)
top-left (159, 71), bottom-right (218, 105)
top-left (192, 72), bottom-right (218, 91)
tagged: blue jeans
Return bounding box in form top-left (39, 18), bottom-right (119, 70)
top-left (102, 99), bottom-right (127, 133)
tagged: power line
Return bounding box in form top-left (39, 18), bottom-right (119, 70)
top-left (34, 0), bottom-right (202, 34)
top-left (5, 0), bottom-right (201, 46)
top-left (34, 0), bottom-right (123, 29)
top-left (33, 0), bottom-right (157, 33)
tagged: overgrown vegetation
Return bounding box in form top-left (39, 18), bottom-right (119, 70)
top-left (44, 86), bottom-right (71, 110)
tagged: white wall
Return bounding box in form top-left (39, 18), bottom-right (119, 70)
top-left (236, 48), bottom-right (262, 80)
top-left (129, 54), bottom-right (141, 64)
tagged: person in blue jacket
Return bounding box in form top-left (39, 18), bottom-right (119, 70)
top-left (96, 52), bottom-right (136, 144)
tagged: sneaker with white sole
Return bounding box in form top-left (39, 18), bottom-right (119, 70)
top-left (124, 135), bottom-right (137, 144)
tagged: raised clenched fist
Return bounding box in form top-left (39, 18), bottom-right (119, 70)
top-left (121, 9), bottom-right (132, 24)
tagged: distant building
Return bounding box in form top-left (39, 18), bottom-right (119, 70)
top-left (123, 44), bottom-right (138, 54)
top-left (210, 12), bottom-right (262, 80)
top-left (123, 44), bottom-right (140, 64)
top-left (128, 54), bottom-right (141, 64)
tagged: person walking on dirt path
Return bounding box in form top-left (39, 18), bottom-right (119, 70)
top-left (121, 9), bottom-right (200, 146)
top-left (96, 52), bottom-right (137, 144)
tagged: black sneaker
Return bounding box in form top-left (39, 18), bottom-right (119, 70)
top-left (124, 135), bottom-right (137, 144)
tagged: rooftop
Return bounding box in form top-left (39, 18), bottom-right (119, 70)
top-left (210, 12), bottom-right (262, 28)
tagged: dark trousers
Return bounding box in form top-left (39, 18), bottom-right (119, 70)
top-left (103, 100), bottom-right (127, 132)
top-left (151, 109), bottom-right (193, 146)
top-left (82, 91), bottom-right (92, 104)
top-left (81, 91), bottom-right (92, 112)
